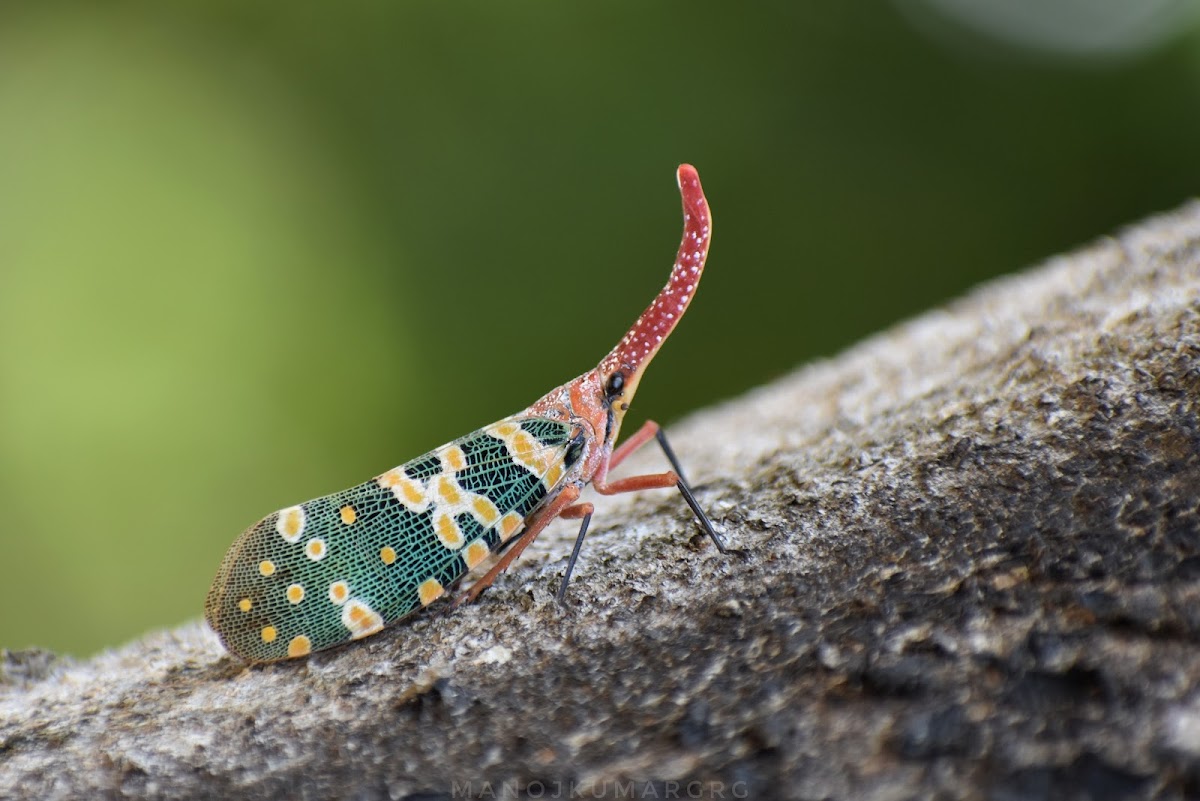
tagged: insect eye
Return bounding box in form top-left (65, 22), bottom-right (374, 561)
top-left (605, 372), bottom-right (625, 400)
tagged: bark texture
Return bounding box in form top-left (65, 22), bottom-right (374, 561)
top-left (3, 202), bottom-right (1200, 800)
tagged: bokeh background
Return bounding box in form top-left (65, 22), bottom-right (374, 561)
top-left (3, 1), bottom-right (1200, 657)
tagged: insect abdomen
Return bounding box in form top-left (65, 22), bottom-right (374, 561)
top-left (205, 417), bottom-right (583, 662)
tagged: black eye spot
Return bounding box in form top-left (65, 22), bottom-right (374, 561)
top-left (605, 372), bottom-right (625, 400)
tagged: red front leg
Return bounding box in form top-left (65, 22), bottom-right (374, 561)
top-left (454, 485), bottom-right (582, 607)
top-left (607, 419), bottom-right (663, 472)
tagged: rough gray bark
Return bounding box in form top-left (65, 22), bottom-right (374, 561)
top-left (3, 201), bottom-right (1200, 801)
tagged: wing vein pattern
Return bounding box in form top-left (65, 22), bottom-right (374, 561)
top-left (205, 416), bottom-right (583, 662)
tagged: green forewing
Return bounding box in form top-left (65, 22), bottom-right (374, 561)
top-left (205, 416), bottom-right (582, 662)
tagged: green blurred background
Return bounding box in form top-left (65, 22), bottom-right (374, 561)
top-left (3, 1), bottom-right (1200, 657)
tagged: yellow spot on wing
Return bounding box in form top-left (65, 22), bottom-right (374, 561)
top-left (491, 422), bottom-right (518, 437)
top-left (341, 599), bottom-right (384, 639)
top-left (339, 505), bottom-right (357, 525)
top-left (502, 429), bottom-right (546, 473)
top-left (472, 496), bottom-right (500, 525)
top-left (499, 512), bottom-right (523, 541)
top-left (276, 506), bottom-right (305, 542)
top-left (261, 626), bottom-right (277, 643)
top-left (443, 446), bottom-right (466, 472)
top-left (401, 480), bottom-right (424, 505)
top-left (259, 560), bottom-right (276, 577)
top-left (435, 513), bottom-right (464, 548)
top-left (328, 581), bottom-right (349, 605)
top-left (464, 539), bottom-right (489, 569)
top-left (418, 578), bottom-right (444, 606)
top-left (238, 598), bottom-right (252, 613)
top-left (380, 546), bottom-right (397, 565)
top-left (286, 584), bottom-right (305, 604)
top-left (437, 476), bottom-right (461, 505)
top-left (287, 635), bottom-right (312, 658)
top-left (379, 469), bottom-right (427, 508)
top-left (544, 463), bottom-right (564, 488)
top-left (305, 538), bottom-right (327, 561)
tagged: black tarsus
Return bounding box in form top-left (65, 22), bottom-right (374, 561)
top-left (655, 428), bottom-right (728, 554)
top-left (557, 510), bottom-right (593, 603)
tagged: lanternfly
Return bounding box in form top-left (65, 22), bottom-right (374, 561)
top-left (205, 165), bottom-right (726, 662)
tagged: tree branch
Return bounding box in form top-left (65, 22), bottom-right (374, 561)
top-left (4, 202), bottom-right (1200, 800)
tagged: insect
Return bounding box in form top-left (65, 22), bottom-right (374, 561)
top-left (205, 164), bottom-right (726, 662)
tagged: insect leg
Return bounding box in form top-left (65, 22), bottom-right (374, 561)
top-left (556, 502), bottom-right (594, 603)
top-left (597, 422), bottom-right (728, 554)
top-left (607, 420), bottom-right (663, 473)
top-left (453, 485), bottom-right (582, 607)
top-left (608, 420), bottom-right (696, 485)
